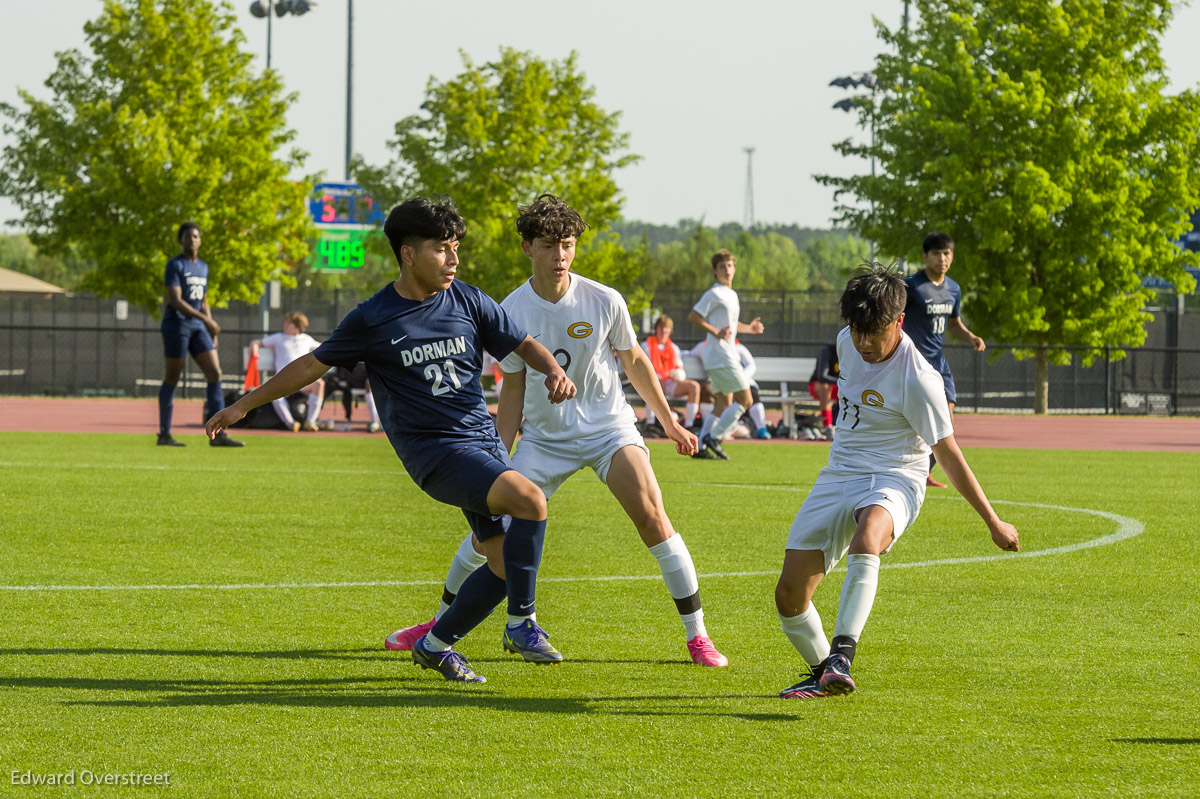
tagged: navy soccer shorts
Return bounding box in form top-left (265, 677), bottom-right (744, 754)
top-left (161, 319), bottom-right (215, 359)
top-left (421, 439), bottom-right (515, 541)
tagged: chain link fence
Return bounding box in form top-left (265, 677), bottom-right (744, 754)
top-left (2, 288), bottom-right (1196, 415)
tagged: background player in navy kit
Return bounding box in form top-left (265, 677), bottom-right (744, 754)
top-left (205, 197), bottom-right (576, 684)
top-left (904, 232), bottom-right (985, 487)
top-left (775, 264), bottom-right (1018, 699)
top-left (157, 222), bottom-right (242, 448)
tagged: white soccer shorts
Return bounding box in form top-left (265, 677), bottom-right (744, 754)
top-left (511, 424), bottom-right (648, 500)
top-left (707, 364), bottom-right (750, 396)
top-left (786, 470), bottom-right (925, 573)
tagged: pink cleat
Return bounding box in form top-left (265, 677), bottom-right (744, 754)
top-left (384, 617), bottom-right (436, 651)
top-left (686, 635), bottom-right (729, 667)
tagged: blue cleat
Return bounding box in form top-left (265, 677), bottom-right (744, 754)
top-left (818, 653), bottom-right (856, 695)
top-left (779, 669), bottom-right (829, 699)
top-left (701, 434), bottom-right (729, 460)
top-left (502, 619), bottom-right (563, 663)
top-left (412, 637), bottom-right (486, 683)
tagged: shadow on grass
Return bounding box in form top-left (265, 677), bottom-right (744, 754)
top-left (1111, 738), bottom-right (1200, 745)
top-left (0, 647), bottom-right (386, 661)
top-left (2, 674), bottom-right (799, 721)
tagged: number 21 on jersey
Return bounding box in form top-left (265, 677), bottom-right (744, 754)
top-left (424, 360), bottom-right (463, 396)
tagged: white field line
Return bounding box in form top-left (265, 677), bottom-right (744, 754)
top-left (0, 494), bottom-right (1142, 593)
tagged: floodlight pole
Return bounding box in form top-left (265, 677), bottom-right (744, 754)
top-left (346, 0), bottom-right (354, 178)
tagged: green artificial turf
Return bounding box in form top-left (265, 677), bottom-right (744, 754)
top-left (0, 432), bottom-right (1197, 797)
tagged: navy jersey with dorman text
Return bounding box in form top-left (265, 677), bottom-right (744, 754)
top-left (313, 281), bottom-right (527, 485)
top-left (903, 270), bottom-right (962, 366)
top-left (163, 255), bottom-right (209, 324)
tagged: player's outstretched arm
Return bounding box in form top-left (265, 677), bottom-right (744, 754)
top-left (948, 317), bottom-right (985, 352)
top-left (205, 353), bottom-right (330, 438)
top-left (930, 434), bottom-right (1019, 552)
top-left (616, 347), bottom-right (698, 456)
top-left (495, 368), bottom-right (526, 452)
top-left (737, 317), bottom-right (764, 335)
top-left (512, 335), bottom-right (576, 404)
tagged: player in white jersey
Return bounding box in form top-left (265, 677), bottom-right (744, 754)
top-left (250, 311), bottom-right (325, 431)
top-left (775, 264), bottom-right (1019, 698)
top-left (386, 195), bottom-right (729, 667)
top-left (687, 249), bottom-right (764, 459)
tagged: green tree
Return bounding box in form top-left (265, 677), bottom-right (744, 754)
top-left (0, 0), bottom-right (312, 314)
top-left (817, 0), bottom-right (1200, 412)
top-left (355, 48), bottom-right (642, 306)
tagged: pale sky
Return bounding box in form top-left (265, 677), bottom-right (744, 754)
top-left (4, 0), bottom-right (1200, 231)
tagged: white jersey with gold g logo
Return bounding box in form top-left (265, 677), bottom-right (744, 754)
top-left (500, 274), bottom-right (639, 441)
top-left (826, 325), bottom-right (953, 480)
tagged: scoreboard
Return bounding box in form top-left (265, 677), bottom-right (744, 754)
top-left (308, 182), bottom-right (385, 272)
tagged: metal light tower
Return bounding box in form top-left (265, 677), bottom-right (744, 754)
top-left (743, 146), bottom-right (756, 229)
top-left (248, 0), bottom-right (317, 70)
top-left (248, 0), bottom-right (317, 332)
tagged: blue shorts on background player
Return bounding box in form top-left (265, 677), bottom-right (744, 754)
top-left (204, 197), bottom-right (576, 683)
top-left (156, 221), bottom-right (242, 448)
top-left (903, 231), bottom-right (986, 486)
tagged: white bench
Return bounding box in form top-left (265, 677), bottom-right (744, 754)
top-left (680, 354), bottom-right (817, 434)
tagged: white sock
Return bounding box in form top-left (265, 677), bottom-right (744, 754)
top-left (507, 612), bottom-right (535, 628)
top-left (365, 390), bottom-right (380, 424)
top-left (698, 413), bottom-right (717, 441)
top-left (684, 401), bottom-right (699, 426)
top-left (680, 610), bottom-right (707, 640)
top-left (271, 397), bottom-right (295, 426)
top-left (304, 392), bottom-right (324, 422)
top-left (780, 604), bottom-right (831, 669)
top-left (644, 408), bottom-right (657, 425)
top-left (434, 534), bottom-right (488, 621)
top-left (648, 536), bottom-right (706, 639)
top-left (711, 402), bottom-right (746, 440)
top-left (749, 402), bottom-right (767, 430)
top-left (424, 632), bottom-right (452, 652)
top-left (832, 553), bottom-right (880, 642)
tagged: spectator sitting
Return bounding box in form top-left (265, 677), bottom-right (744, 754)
top-left (249, 311), bottom-right (324, 431)
top-left (640, 314), bottom-right (701, 432)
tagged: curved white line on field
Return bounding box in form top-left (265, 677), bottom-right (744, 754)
top-left (0, 496), bottom-right (1142, 592)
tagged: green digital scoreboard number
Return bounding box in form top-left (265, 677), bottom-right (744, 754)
top-left (313, 227), bottom-right (368, 271)
top-left (308, 181), bottom-right (384, 273)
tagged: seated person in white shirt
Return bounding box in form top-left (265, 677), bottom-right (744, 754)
top-left (249, 311), bottom-right (324, 431)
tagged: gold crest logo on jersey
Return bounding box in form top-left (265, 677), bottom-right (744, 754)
top-left (862, 390), bottom-right (884, 407)
top-left (567, 322), bottom-right (593, 339)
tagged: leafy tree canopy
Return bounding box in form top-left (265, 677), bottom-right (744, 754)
top-left (0, 0), bottom-right (313, 314)
top-left (818, 0), bottom-right (1200, 367)
top-left (355, 48), bottom-right (643, 306)
top-left (614, 221), bottom-right (869, 294)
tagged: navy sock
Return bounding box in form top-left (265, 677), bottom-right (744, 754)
top-left (158, 383), bottom-right (176, 434)
top-left (503, 517), bottom-right (546, 616)
top-left (205, 381), bottom-right (224, 422)
top-left (430, 565), bottom-right (506, 645)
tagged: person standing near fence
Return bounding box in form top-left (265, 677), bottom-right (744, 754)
top-left (903, 232), bottom-right (984, 486)
top-left (156, 222), bottom-right (243, 448)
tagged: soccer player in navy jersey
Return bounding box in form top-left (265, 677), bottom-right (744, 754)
top-left (157, 222), bottom-right (242, 448)
top-left (903, 232), bottom-right (986, 487)
top-left (205, 197), bottom-right (576, 683)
